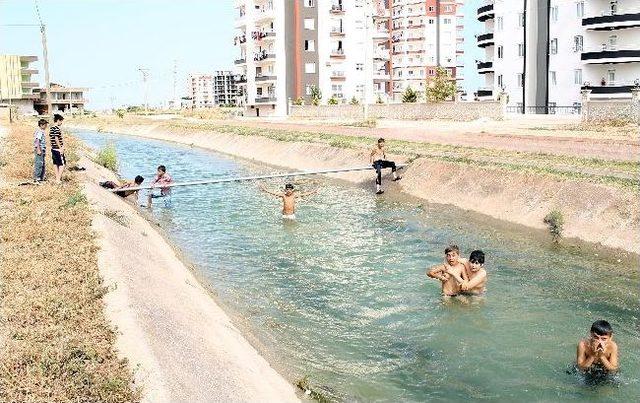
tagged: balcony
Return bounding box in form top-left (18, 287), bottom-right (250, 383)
top-left (254, 51), bottom-right (276, 63)
top-left (21, 68), bottom-right (39, 75)
top-left (374, 49), bottom-right (390, 60)
top-left (330, 71), bottom-right (346, 80)
top-left (373, 72), bottom-right (391, 81)
top-left (477, 88), bottom-right (493, 99)
top-left (330, 4), bottom-right (345, 14)
top-left (581, 48), bottom-right (640, 64)
top-left (373, 29), bottom-right (390, 41)
top-left (582, 83), bottom-right (639, 99)
top-left (21, 82), bottom-right (38, 88)
top-left (373, 8), bottom-right (390, 20)
top-left (477, 3), bottom-right (495, 22)
top-left (255, 96), bottom-right (277, 104)
top-left (582, 12), bottom-right (640, 31)
top-left (255, 75), bottom-right (277, 82)
top-left (330, 49), bottom-right (345, 58)
top-left (477, 32), bottom-right (494, 48)
top-left (234, 58), bottom-right (246, 65)
top-left (477, 61), bottom-right (494, 74)
top-left (330, 27), bottom-right (345, 36)
top-left (252, 30), bottom-right (275, 41)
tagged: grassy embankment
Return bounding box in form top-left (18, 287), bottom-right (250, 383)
top-left (0, 124), bottom-right (139, 401)
top-left (162, 121), bottom-right (639, 192)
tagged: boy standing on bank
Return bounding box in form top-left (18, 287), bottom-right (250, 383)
top-left (577, 320), bottom-right (619, 373)
top-left (49, 114), bottom-right (66, 184)
top-left (33, 118), bottom-right (48, 183)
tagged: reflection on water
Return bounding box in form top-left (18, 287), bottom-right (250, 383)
top-left (78, 131), bottom-right (640, 402)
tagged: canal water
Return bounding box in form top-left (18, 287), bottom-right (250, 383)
top-left (78, 130), bottom-right (639, 402)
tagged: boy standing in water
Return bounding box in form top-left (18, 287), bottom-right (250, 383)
top-left (259, 183), bottom-right (318, 219)
top-left (460, 250), bottom-right (488, 294)
top-left (577, 320), bottom-right (619, 373)
top-left (369, 138), bottom-right (401, 195)
top-left (426, 245), bottom-right (467, 296)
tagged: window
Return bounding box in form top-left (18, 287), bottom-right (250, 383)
top-left (573, 35), bottom-right (583, 52)
top-left (444, 5), bottom-right (452, 12)
top-left (428, 69), bottom-right (435, 75)
top-left (608, 69), bottom-right (616, 84)
top-left (518, 13), bottom-right (524, 27)
top-left (428, 6), bottom-right (434, 12)
top-left (496, 17), bottom-right (503, 31)
top-left (517, 73), bottom-right (524, 88)
top-left (550, 6), bottom-right (558, 22)
top-left (610, 1), bottom-right (618, 15)
top-left (304, 0), bottom-right (315, 6)
top-left (550, 38), bottom-right (558, 54)
top-left (550, 71), bottom-right (557, 85)
top-left (518, 43), bottom-right (525, 57)
top-left (356, 63), bottom-right (364, 71)
top-left (497, 46), bottom-right (504, 59)
top-left (304, 18), bottom-right (315, 30)
top-left (428, 18), bottom-right (435, 24)
top-left (498, 74), bottom-right (503, 87)
top-left (443, 18), bottom-right (451, 24)
top-left (304, 63), bottom-right (316, 73)
top-left (608, 34), bottom-right (617, 50)
top-left (576, 2), bottom-right (584, 18)
top-left (304, 40), bottom-right (315, 51)
top-left (574, 69), bottom-right (582, 85)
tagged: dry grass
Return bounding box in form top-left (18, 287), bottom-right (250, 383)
top-left (0, 124), bottom-right (139, 402)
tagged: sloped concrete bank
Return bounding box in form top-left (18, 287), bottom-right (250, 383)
top-left (70, 120), bottom-right (639, 255)
top-left (81, 157), bottom-right (300, 402)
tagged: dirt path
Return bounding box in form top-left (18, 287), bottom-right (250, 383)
top-left (220, 119), bottom-right (639, 162)
top-left (82, 158), bottom-right (300, 403)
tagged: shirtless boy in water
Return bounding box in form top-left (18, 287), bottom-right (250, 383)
top-left (427, 245), bottom-right (468, 296)
top-left (577, 320), bottom-right (619, 373)
top-left (460, 250), bottom-right (487, 294)
top-left (259, 183), bottom-right (318, 219)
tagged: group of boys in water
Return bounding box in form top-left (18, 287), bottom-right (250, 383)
top-left (90, 133), bottom-right (620, 378)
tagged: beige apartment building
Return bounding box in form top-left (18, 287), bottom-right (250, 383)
top-left (0, 55), bottom-right (40, 114)
top-left (34, 83), bottom-right (87, 115)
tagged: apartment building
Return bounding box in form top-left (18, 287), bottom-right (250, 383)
top-left (188, 73), bottom-right (214, 108)
top-left (477, 0), bottom-right (640, 112)
top-left (213, 70), bottom-right (238, 106)
top-left (0, 55), bottom-right (39, 113)
top-left (33, 83), bottom-right (87, 115)
top-left (389, 0), bottom-right (463, 100)
top-left (234, 0), bottom-right (395, 117)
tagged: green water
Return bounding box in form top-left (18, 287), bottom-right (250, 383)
top-left (79, 131), bottom-right (639, 402)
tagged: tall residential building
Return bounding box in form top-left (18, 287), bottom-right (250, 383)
top-left (389, 0), bottom-right (463, 100)
top-left (0, 55), bottom-right (39, 113)
top-left (213, 70), bottom-right (239, 106)
top-left (233, 0), bottom-right (396, 117)
top-left (476, 0), bottom-right (640, 111)
top-left (188, 73), bottom-right (214, 108)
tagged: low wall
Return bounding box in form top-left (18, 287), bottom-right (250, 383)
top-left (289, 102), bottom-right (503, 121)
top-left (583, 100), bottom-right (640, 124)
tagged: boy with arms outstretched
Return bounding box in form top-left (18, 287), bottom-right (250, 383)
top-left (259, 183), bottom-right (318, 219)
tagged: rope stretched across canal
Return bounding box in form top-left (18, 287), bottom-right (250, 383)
top-left (107, 164), bottom-right (408, 193)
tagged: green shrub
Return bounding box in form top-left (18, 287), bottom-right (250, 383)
top-left (349, 96), bottom-right (359, 105)
top-left (310, 85), bottom-right (322, 106)
top-left (402, 86), bottom-right (419, 103)
top-left (292, 97), bottom-right (305, 106)
top-left (426, 66), bottom-right (457, 102)
top-left (543, 210), bottom-right (564, 242)
top-left (95, 143), bottom-right (118, 171)
top-left (376, 95), bottom-right (384, 104)
top-left (65, 191), bottom-right (87, 207)
top-left (327, 96), bottom-right (339, 105)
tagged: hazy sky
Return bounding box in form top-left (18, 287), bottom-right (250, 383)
top-left (1, 0), bottom-right (481, 109)
top-left (0, 0), bottom-right (235, 110)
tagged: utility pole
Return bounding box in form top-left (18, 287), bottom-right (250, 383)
top-left (138, 67), bottom-right (149, 112)
top-left (35, 0), bottom-right (52, 116)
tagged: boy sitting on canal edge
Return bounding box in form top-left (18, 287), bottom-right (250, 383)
top-left (370, 138), bottom-right (401, 195)
top-left (426, 245), bottom-right (467, 297)
top-left (259, 182), bottom-right (318, 220)
top-left (577, 320), bottom-right (619, 374)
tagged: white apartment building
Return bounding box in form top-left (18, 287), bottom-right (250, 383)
top-left (389, 0), bottom-right (463, 100)
top-left (213, 70), bottom-right (238, 106)
top-left (234, 0), bottom-right (395, 117)
top-left (477, 0), bottom-right (640, 112)
top-left (188, 73), bottom-right (214, 108)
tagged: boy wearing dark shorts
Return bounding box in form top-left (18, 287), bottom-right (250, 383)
top-left (369, 138), bottom-right (401, 194)
top-left (49, 114), bottom-right (66, 184)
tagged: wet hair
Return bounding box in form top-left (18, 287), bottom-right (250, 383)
top-left (53, 113), bottom-right (64, 123)
top-left (469, 250), bottom-right (485, 264)
top-left (134, 175), bottom-right (144, 184)
top-left (284, 183), bottom-right (294, 190)
top-left (378, 138), bottom-right (385, 143)
top-left (444, 244), bottom-right (460, 255)
top-left (157, 165), bottom-right (166, 173)
top-left (591, 320), bottom-right (613, 336)
top-left (38, 119), bottom-right (48, 127)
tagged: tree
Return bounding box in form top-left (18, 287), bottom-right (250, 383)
top-left (349, 96), bottom-right (359, 105)
top-left (402, 86), bottom-right (419, 103)
top-left (328, 95), bottom-right (339, 105)
top-left (426, 67), bottom-right (457, 102)
top-left (310, 85), bottom-right (322, 106)
top-left (376, 95), bottom-right (384, 104)
top-left (292, 97), bottom-right (305, 106)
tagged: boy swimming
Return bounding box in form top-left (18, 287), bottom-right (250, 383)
top-left (426, 245), bottom-right (467, 296)
top-left (259, 182), bottom-right (318, 219)
top-left (460, 250), bottom-right (487, 295)
top-left (576, 320), bottom-right (619, 373)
